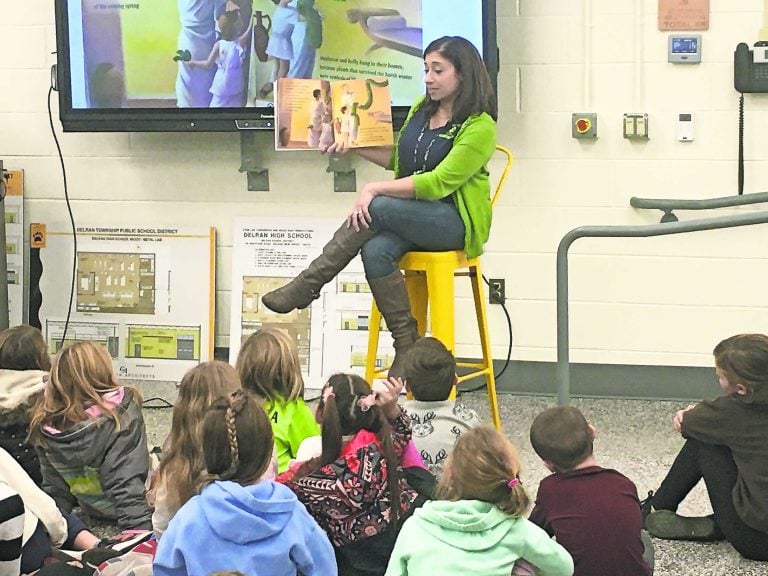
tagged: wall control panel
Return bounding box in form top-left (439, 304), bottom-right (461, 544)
top-left (677, 113), bottom-right (694, 141)
top-left (668, 34), bottom-right (702, 64)
top-left (623, 113), bottom-right (649, 139)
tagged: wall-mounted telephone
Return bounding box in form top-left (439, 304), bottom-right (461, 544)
top-left (734, 42), bottom-right (768, 93)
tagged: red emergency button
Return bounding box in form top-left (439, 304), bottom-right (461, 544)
top-left (575, 118), bottom-right (591, 133)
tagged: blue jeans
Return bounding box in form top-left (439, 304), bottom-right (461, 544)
top-left (361, 196), bottom-right (465, 279)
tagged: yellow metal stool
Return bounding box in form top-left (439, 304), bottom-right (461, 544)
top-left (364, 145), bottom-right (513, 430)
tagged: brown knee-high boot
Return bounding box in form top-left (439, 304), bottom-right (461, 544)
top-left (368, 270), bottom-right (420, 378)
top-left (262, 223), bottom-right (375, 314)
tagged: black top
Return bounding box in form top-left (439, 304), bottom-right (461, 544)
top-left (0, 423), bottom-right (43, 485)
top-left (397, 107), bottom-right (458, 178)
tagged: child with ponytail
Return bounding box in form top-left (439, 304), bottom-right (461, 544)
top-left (236, 328), bottom-right (320, 473)
top-left (281, 374), bottom-right (425, 576)
top-left (153, 390), bottom-right (336, 576)
top-left (385, 426), bottom-right (574, 576)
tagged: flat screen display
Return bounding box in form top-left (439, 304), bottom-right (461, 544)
top-left (55, 0), bottom-right (497, 132)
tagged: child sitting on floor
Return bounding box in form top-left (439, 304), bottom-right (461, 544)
top-left (0, 325), bottom-right (51, 484)
top-left (29, 341), bottom-right (152, 530)
top-left (0, 482), bottom-right (23, 576)
top-left (402, 337), bottom-right (481, 475)
top-left (643, 333), bottom-right (768, 561)
top-left (280, 374), bottom-right (426, 576)
top-left (0, 447), bottom-right (100, 574)
top-left (385, 426), bottom-right (574, 576)
top-left (153, 390), bottom-right (336, 576)
top-left (149, 361), bottom-right (277, 539)
top-left (236, 327), bottom-right (320, 473)
top-left (529, 406), bottom-right (652, 576)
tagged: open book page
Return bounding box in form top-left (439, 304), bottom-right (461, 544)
top-left (330, 78), bottom-right (393, 148)
top-left (275, 77), bottom-right (392, 150)
top-left (275, 78), bottom-right (333, 150)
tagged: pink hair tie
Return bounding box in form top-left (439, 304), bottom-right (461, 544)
top-left (507, 478), bottom-right (520, 488)
top-left (322, 386), bottom-right (335, 403)
top-left (357, 393), bottom-right (376, 412)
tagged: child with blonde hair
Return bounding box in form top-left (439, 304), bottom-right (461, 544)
top-left (29, 341), bottom-right (151, 530)
top-left (236, 327), bottom-right (319, 472)
top-left (385, 426), bottom-right (574, 576)
top-left (150, 361), bottom-right (276, 539)
top-left (153, 390), bottom-right (336, 576)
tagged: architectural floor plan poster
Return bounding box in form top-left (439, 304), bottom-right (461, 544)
top-left (38, 225), bottom-right (215, 381)
top-left (230, 217), bottom-right (394, 392)
top-left (4, 170), bottom-right (25, 326)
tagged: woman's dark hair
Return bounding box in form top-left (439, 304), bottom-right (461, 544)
top-left (293, 373), bottom-right (402, 524)
top-left (421, 35), bottom-right (497, 123)
top-left (0, 325), bottom-right (51, 371)
top-left (202, 390), bottom-right (274, 486)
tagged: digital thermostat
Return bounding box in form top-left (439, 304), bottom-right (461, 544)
top-left (668, 34), bottom-right (702, 64)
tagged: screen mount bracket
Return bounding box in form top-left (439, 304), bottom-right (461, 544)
top-left (327, 154), bottom-right (356, 192)
top-left (239, 132), bottom-right (270, 191)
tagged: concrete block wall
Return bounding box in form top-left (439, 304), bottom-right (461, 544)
top-left (1, 0), bottom-right (767, 379)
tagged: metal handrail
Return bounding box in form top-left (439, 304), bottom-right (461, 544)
top-left (556, 210), bottom-right (768, 406)
top-left (630, 191), bottom-right (768, 222)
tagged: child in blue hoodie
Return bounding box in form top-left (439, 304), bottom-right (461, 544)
top-left (385, 426), bottom-right (574, 576)
top-left (153, 390), bottom-right (336, 576)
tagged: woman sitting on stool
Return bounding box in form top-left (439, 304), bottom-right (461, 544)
top-left (262, 35), bottom-right (498, 376)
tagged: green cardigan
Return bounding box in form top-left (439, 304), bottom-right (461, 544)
top-left (391, 98), bottom-right (497, 259)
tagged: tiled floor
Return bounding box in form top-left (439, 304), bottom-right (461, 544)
top-left (136, 383), bottom-right (767, 576)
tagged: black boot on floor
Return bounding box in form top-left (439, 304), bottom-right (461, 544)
top-left (645, 510), bottom-right (723, 542)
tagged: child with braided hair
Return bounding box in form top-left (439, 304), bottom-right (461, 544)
top-left (153, 390), bottom-right (336, 576)
top-left (280, 374), bottom-right (427, 576)
top-left (149, 361), bottom-right (277, 540)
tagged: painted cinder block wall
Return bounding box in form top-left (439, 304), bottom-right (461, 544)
top-left (1, 1), bottom-right (767, 390)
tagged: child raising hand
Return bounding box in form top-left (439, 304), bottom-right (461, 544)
top-left (281, 374), bottom-right (424, 576)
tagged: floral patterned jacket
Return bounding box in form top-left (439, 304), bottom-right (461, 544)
top-left (282, 411), bottom-right (418, 547)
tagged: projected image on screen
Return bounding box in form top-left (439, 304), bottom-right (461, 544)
top-left (66, 0), bottom-right (483, 111)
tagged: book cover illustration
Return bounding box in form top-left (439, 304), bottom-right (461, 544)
top-left (275, 77), bottom-right (392, 150)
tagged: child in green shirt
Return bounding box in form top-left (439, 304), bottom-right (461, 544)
top-left (236, 328), bottom-right (319, 472)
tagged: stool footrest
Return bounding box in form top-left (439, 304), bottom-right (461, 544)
top-left (457, 369), bottom-right (492, 383)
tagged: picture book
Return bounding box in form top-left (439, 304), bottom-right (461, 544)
top-left (275, 77), bottom-right (393, 150)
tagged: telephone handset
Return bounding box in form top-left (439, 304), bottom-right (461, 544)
top-left (734, 42), bottom-right (768, 93)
